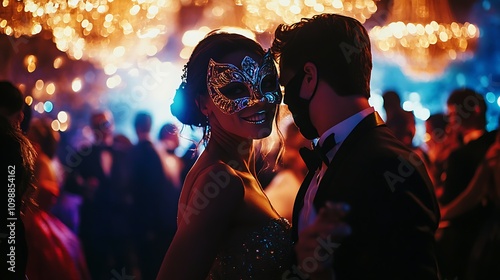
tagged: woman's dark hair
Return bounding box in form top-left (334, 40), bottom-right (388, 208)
top-left (171, 31), bottom-right (265, 128)
top-left (171, 31), bottom-right (284, 167)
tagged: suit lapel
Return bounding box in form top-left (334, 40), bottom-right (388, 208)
top-left (314, 112), bottom-right (385, 208)
top-left (291, 112), bottom-right (385, 242)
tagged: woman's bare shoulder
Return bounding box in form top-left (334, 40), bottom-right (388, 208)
top-left (178, 160), bottom-right (245, 222)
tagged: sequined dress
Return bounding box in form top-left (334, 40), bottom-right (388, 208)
top-left (207, 218), bottom-right (293, 280)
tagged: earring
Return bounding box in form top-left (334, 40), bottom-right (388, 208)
top-left (202, 115), bottom-right (211, 145)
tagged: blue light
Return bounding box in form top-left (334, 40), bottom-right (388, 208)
top-left (486, 92), bottom-right (496, 103)
top-left (43, 101), bottom-right (53, 113)
top-left (480, 76), bottom-right (489, 87)
top-left (456, 73), bottom-right (466, 87)
top-left (483, 0), bottom-right (491, 11)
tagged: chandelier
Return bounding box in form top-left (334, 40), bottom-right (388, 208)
top-left (236, 0), bottom-right (378, 33)
top-left (369, 0), bottom-right (479, 79)
top-left (0, 0), bottom-right (180, 68)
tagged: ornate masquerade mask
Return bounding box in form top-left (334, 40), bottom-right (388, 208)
top-left (207, 50), bottom-right (282, 115)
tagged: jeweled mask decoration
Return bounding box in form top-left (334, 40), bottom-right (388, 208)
top-left (207, 50), bottom-right (282, 115)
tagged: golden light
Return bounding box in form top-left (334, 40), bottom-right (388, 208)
top-left (180, 27), bottom-right (212, 59)
top-left (424, 133), bottom-right (431, 142)
top-left (25, 96), bottom-right (33, 106)
top-left (53, 56), bottom-right (64, 69)
top-left (182, 27), bottom-right (212, 47)
top-left (0, 1), bottom-right (43, 37)
top-left (180, 26), bottom-right (255, 59)
top-left (238, 0), bottom-right (378, 33)
top-left (370, 0), bottom-right (479, 79)
top-left (1, 0), bottom-right (181, 68)
top-left (57, 111), bottom-right (69, 123)
top-left (71, 78), bottom-right (82, 92)
top-left (35, 79), bottom-right (44, 90)
top-left (218, 26), bottom-right (256, 40)
top-left (59, 121), bottom-right (69, 132)
top-left (104, 64), bottom-right (118, 75)
top-left (106, 75), bottom-right (122, 89)
top-left (51, 119), bottom-right (61, 131)
top-left (18, 84), bottom-right (26, 94)
top-left (46, 82), bottom-right (56, 95)
top-left (24, 55), bottom-right (37, 73)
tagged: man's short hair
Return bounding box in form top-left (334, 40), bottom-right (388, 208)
top-left (134, 111), bottom-right (152, 133)
top-left (272, 13), bottom-right (372, 98)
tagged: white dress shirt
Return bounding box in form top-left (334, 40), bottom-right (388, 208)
top-left (298, 107), bottom-right (375, 233)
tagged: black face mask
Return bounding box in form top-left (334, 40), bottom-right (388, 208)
top-left (284, 69), bottom-right (320, 140)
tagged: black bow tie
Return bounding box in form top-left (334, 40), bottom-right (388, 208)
top-left (299, 133), bottom-right (337, 171)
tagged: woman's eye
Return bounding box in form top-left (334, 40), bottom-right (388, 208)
top-left (261, 76), bottom-right (278, 92)
top-left (220, 83), bottom-right (249, 98)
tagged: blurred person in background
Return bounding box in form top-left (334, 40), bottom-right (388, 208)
top-left (24, 117), bottom-right (90, 280)
top-left (0, 81), bottom-right (36, 280)
top-left (129, 112), bottom-right (177, 280)
top-left (64, 110), bottom-right (134, 280)
top-left (383, 90), bottom-right (416, 148)
top-left (383, 90), bottom-right (430, 168)
top-left (265, 120), bottom-right (310, 222)
top-left (437, 88), bottom-right (497, 280)
top-left (424, 113), bottom-right (460, 199)
top-left (158, 122), bottom-right (184, 190)
top-left (441, 120), bottom-right (500, 279)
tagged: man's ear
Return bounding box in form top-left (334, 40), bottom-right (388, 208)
top-left (196, 95), bottom-right (210, 116)
top-left (302, 62), bottom-right (318, 99)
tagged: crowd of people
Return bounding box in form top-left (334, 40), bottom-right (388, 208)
top-left (1, 82), bottom-right (196, 279)
top-left (1, 12), bottom-right (499, 280)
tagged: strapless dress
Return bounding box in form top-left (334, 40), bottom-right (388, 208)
top-left (207, 218), bottom-right (293, 280)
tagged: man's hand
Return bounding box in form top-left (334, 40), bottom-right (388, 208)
top-left (295, 202), bottom-right (351, 279)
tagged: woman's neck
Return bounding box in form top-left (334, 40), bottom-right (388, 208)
top-left (206, 127), bottom-right (255, 173)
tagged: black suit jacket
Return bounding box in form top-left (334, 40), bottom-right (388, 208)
top-left (292, 112), bottom-right (441, 279)
top-left (441, 130), bottom-right (497, 206)
top-left (65, 144), bottom-right (132, 238)
top-left (436, 130), bottom-right (497, 279)
top-left (128, 140), bottom-right (178, 234)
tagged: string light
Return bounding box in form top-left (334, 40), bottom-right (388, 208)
top-left (370, 0), bottom-right (479, 79)
top-left (0, 0), bottom-right (180, 68)
top-left (238, 0), bottom-right (378, 33)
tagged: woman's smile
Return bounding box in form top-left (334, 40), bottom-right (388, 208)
top-left (241, 110), bottom-right (267, 124)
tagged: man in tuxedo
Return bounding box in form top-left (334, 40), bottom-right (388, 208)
top-left (437, 88), bottom-right (497, 279)
top-left (128, 112), bottom-right (177, 280)
top-left (271, 14), bottom-right (441, 279)
top-left (64, 111), bottom-right (133, 280)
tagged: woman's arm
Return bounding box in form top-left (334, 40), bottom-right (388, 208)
top-left (156, 164), bottom-right (244, 280)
